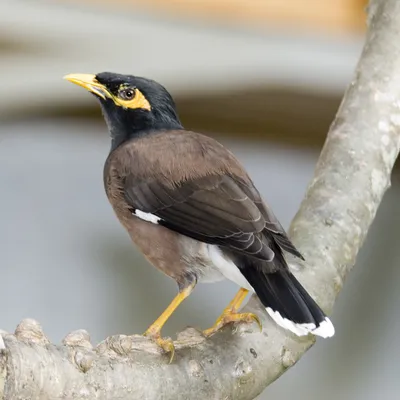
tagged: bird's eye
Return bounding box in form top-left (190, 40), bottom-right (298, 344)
top-left (119, 88), bottom-right (135, 101)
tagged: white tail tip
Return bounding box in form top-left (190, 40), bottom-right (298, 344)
top-left (312, 317), bottom-right (335, 338)
top-left (266, 308), bottom-right (335, 338)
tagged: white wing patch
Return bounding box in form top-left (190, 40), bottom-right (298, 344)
top-left (133, 209), bottom-right (160, 224)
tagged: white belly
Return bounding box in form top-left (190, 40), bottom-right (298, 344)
top-left (199, 244), bottom-right (254, 291)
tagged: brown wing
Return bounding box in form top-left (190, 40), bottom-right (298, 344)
top-left (125, 174), bottom-right (272, 259)
top-left (124, 172), bottom-right (303, 261)
top-left (111, 129), bottom-right (303, 261)
top-left (233, 179), bottom-right (304, 259)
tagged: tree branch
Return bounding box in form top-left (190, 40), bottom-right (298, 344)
top-left (2, 0), bottom-right (400, 398)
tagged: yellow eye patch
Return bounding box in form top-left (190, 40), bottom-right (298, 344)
top-left (112, 86), bottom-right (151, 111)
top-left (63, 74), bottom-right (151, 111)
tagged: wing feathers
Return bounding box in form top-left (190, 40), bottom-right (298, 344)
top-left (121, 148), bottom-right (302, 263)
top-left (124, 174), bottom-right (293, 262)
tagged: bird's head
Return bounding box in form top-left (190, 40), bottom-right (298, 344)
top-left (64, 72), bottom-right (182, 149)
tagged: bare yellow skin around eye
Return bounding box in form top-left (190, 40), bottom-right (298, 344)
top-left (113, 88), bottom-right (151, 111)
top-left (63, 74), bottom-right (152, 111)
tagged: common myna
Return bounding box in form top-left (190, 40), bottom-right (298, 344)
top-left (64, 72), bottom-right (334, 359)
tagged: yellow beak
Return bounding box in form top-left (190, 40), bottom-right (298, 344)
top-left (63, 73), bottom-right (110, 100)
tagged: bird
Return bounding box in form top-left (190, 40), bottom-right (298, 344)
top-left (64, 72), bottom-right (334, 360)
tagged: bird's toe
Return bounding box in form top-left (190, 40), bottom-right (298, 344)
top-left (144, 331), bottom-right (175, 363)
top-left (203, 311), bottom-right (262, 337)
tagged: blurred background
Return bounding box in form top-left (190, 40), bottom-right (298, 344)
top-left (2, 1), bottom-right (399, 399)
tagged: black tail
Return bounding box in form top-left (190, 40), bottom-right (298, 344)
top-left (238, 252), bottom-right (334, 338)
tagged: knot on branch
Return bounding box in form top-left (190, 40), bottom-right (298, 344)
top-left (63, 329), bottom-right (93, 349)
top-left (74, 350), bottom-right (94, 373)
top-left (281, 347), bottom-right (297, 369)
top-left (97, 334), bottom-right (133, 356)
top-left (234, 358), bottom-right (254, 383)
top-left (14, 318), bottom-right (50, 345)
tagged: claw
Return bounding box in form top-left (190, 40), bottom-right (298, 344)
top-left (141, 284), bottom-right (195, 363)
top-left (203, 311), bottom-right (262, 337)
top-left (144, 330), bottom-right (175, 363)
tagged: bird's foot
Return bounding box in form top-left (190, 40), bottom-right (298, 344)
top-left (143, 328), bottom-right (175, 363)
top-left (203, 310), bottom-right (262, 337)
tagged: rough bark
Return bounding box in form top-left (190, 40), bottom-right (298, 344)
top-left (1, 0), bottom-right (400, 398)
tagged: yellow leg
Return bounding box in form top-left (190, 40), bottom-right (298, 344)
top-left (144, 283), bottom-right (195, 362)
top-left (203, 288), bottom-right (262, 337)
